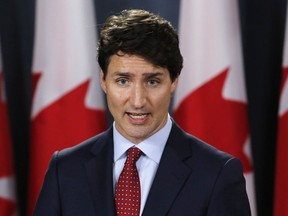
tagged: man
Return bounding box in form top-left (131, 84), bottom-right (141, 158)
top-left (34, 9), bottom-right (251, 216)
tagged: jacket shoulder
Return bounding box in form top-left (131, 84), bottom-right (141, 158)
top-left (54, 127), bottom-right (113, 163)
top-left (169, 122), bottom-right (237, 168)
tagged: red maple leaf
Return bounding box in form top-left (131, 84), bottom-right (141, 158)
top-left (274, 67), bottom-right (288, 216)
top-left (28, 73), bottom-right (107, 214)
top-left (174, 68), bottom-right (252, 173)
top-left (0, 73), bottom-right (13, 177)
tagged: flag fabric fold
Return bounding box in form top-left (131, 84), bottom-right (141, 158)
top-left (274, 5), bottom-right (288, 215)
top-left (28, 0), bottom-right (106, 214)
top-left (173, 0), bottom-right (256, 215)
top-left (0, 41), bottom-right (17, 216)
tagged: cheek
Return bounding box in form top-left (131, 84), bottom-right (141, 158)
top-left (150, 90), bottom-right (171, 108)
top-left (106, 89), bottom-right (127, 107)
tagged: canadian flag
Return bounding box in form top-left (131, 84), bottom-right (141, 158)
top-left (274, 6), bottom-right (288, 215)
top-left (28, 0), bottom-right (106, 214)
top-left (173, 0), bottom-right (256, 215)
top-left (0, 43), bottom-right (17, 215)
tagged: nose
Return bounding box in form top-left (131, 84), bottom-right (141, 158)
top-left (130, 83), bottom-right (147, 109)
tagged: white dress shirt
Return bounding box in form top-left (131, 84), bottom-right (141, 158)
top-left (113, 115), bottom-right (172, 215)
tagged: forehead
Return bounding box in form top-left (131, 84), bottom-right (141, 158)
top-left (107, 54), bottom-right (168, 75)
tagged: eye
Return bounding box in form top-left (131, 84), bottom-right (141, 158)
top-left (147, 79), bottom-right (159, 86)
top-left (116, 78), bottom-right (129, 85)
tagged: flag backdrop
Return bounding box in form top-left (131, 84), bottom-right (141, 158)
top-left (28, 0), bottom-right (106, 214)
top-left (274, 5), bottom-right (288, 215)
top-left (0, 42), bottom-right (17, 215)
top-left (173, 0), bottom-right (256, 215)
top-left (0, 0), bottom-right (285, 215)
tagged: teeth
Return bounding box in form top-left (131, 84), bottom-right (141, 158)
top-left (129, 113), bottom-right (148, 119)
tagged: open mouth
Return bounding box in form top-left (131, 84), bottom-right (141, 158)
top-left (127, 112), bottom-right (149, 119)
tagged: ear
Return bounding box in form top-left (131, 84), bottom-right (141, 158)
top-left (100, 71), bottom-right (107, 93)
top-left (171, 77), bottom-right (179, 94)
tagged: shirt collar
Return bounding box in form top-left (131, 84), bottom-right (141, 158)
top-left (113, 114), bottom-right (172, 164)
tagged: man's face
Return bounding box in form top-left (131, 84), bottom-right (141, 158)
top-left (101, 54), bottom-right (178, 144)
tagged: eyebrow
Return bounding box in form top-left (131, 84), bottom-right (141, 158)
top-left (112, 72), bottom-right (133, 77)
top-left (143, 72), bottom-right (164, 79)
top-left (112, 72), bottom-right (164, 78)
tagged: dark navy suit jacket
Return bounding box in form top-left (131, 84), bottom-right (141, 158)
top-left (34, 122), bottom-right (251, 216)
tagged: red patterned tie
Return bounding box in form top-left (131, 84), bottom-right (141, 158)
top-left (115, 147), bottom-right (142, 216)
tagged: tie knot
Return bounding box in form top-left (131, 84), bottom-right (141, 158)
top-left (126, 147), bottom-right (142, 165)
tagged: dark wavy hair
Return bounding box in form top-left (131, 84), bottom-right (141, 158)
top-left (98, 9), bottom-right (183, 82)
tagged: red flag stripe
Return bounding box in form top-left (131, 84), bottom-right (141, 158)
top-left (274, 68), bottom-right (288, 216)
top-left (0, 71), bottom-right (17, 215)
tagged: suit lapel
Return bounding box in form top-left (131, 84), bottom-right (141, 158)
top-left (142, 123), bottom-right (193, 216)
top-left (85, 128), bottom-right (116, 216)
top-left (83, 123), bottom-right (193, 216)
